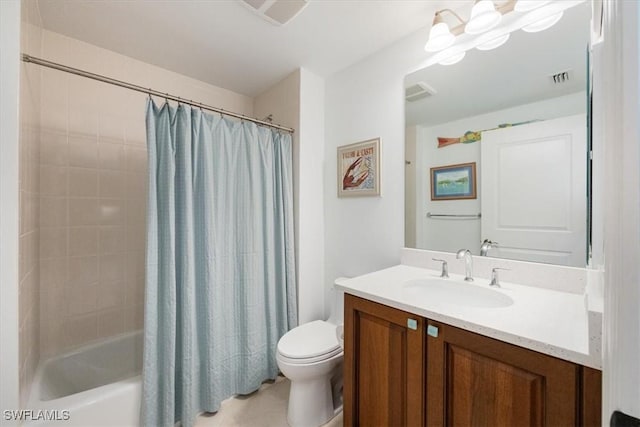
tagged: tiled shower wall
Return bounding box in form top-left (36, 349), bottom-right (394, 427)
top-left (36, 30), bottom-right (254, 357)
top-left (19, 0), bottom-right (42, 405)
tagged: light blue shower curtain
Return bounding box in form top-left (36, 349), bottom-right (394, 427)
top-left (141, 99), bottom-right (297, 427)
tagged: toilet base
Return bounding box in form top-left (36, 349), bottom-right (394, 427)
top-left (287, 376), bottom-right (336, 427)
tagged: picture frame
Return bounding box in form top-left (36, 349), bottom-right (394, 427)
top-left (430, 162), bottom-right (477, 200)
top-left (337, 138), bottom-right (381, 197)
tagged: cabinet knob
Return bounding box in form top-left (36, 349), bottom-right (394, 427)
top-left (427, 324), bottom-right (439, 338)
top-left (407, 318), bottom-right (418, 330)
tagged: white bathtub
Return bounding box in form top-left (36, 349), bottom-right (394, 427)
top-left (26, 331), bottom-right (143, 427)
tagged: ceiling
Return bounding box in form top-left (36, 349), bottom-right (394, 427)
top-left (405, 2), bottom-right (591, 127)
top-left (36, 0), bottom-right (457, 97)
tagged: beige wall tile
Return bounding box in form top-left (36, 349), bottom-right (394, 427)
top-left (40, 258), bottom-right (68, 289)
top-left (98, 142), bottom-right (125, 170)
top-left (68, 255), bottom-right (98, 287)
top-left (124, 304), bottom-right (144, 331)
top-left (69, 167), bottom-right (98, 197)
top-left (98, 280), bottom-right (125, 310)
top-left (99, 253), bottom-right (124, 283)
top-left (40, 165), bottom-right (67, 196)
top-left (97, 309), bottom-right (125, 338)
top-left (69, 226), bottom-right (98, 256)
top-left (68, 135), bottom-right (98, 167)
top-left (40, 130), bottom-right (68, 166)
top-left (125, 251), bottom-right (145, 284)
top-left (40, 196), bottom-right (67, 227)
top-left (40, 227), bottom-right (67, 259)
top-left (99, 113), bottom-right (125, 140)
top-left (69, 197), bottom-right (99, 225)
top-left (125, 146), bottom-right (146, 171)
top-left (63, 314), bottom-right (98, 348)
top-left (124, 277), bottom-right (145, 307)
top-left (124, 172), bottom-right (147, 200)
top-left (99, 170), bottom-right (125, 198)
top-left (67, 284), bottom-right (98, 316)
top-left (98, 226), bottom-right (126, 254)
top-left (98, 199), bottom-right (125, 225)
top-left (126, 198), bottom-right (146, 225)
top-left (68, 109), bottom-right (99, 136)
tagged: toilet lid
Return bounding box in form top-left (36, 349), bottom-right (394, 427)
top-left (278, 320), bottom-right (341, 360)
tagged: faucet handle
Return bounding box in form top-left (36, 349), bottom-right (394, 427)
top-left (490, 267), bottom-right (510, 287)
top-left (432, 258), bottom-right (449, 278)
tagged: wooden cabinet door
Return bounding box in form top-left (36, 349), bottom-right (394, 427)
top-left (426, 322), bottom-right (579, 427)
top-left (344, 294), bottom-right (425, 426)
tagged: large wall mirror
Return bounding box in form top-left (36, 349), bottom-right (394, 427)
top-left (404, 2), bottom-right (591, 267)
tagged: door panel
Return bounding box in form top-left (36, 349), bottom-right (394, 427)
top-left (426, 322), bottom-right (578, 427)
top-left (344, 295), bottom-right (424, 426)
top-left (481, 114), bottom-right (587, 266)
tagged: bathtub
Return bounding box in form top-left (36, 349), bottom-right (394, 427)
top-left (26, 331), bottom-right (143, 427)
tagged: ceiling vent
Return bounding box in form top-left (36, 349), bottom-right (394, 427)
top-left (405, 82), bottom-right (437, 102)
top-left (242, 0), bottom-right (308, 26)
top-left (549, 69), bottom-right (573, 85)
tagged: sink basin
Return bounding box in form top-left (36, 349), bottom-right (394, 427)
top-left (402, 278), bottom-right (514, 308)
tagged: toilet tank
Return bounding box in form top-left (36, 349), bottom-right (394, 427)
top-left (327, 278), bottom-right (348, 326)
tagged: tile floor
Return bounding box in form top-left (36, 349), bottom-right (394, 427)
top-left (195, 376), bottom-right (343, 427)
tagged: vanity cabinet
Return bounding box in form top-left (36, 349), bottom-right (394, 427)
top-left (344, 294), bottom-right (602, 427)
top-left (344, 293), bottom-right (425, 426)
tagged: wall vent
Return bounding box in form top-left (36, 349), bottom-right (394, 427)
top-left (549, 69), bottom-right (573, 85)
top-left (241, 0), bottom-right (308, 26)
top-left (405, 82), bottom-right (437, 102)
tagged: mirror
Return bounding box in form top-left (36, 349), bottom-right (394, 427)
top-left (404, 2), bottom-right (591, 267)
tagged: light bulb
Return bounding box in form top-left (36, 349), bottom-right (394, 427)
top-left (465, 1), bottom-right (502, 35)
top-left (522, 10), bottom-right (563, 33)
top-left (425, 22), bottom-right (455, 52)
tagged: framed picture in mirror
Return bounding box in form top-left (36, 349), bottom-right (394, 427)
top-left (337, 138), bottom-right (380, 197)
top-left (430, 162), bottom-right (477, 201)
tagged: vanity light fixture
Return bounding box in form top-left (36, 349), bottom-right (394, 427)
top-left (438, 51), bottom-right (466, 65)
top-left (476, 32), bottom-right (510, 50)
top-left (522, 10), bottom-right (564, 32)
top-left (465, 0), bottom-right (502, 35)
top-left (513, 0), bottom-right (551, 12)
top-left (418, 0), bottom-right (583, 69)
top-left (424, 10), bottom-right (462, 52)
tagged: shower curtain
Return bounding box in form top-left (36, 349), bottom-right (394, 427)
top-left (141, 99), bottom-right (297, 427)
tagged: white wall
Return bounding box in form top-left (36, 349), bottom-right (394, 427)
top-left (298, 69), bottom-right (326, 323)
top-left (254, 68), bottom-right (327, 324)
top-left (324, 27), bottom-right (432, 291)
top-left (415, 93), bottom-right (585, 254)
top-left (0, 0), bottom-right (22, 421)
top-left (18, 0), bottom-right (42, 406)
top-left (599, 0), bottom-right (640, 420)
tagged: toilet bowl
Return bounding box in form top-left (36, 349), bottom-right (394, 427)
top-left (276, 284), bottom-right (346, 427)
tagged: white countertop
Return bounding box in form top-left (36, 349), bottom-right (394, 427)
top-left (336, 264), bottom-right (602, 369)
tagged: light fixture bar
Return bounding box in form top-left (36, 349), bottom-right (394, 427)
top-left (413, 0), bottom-right (586, 72)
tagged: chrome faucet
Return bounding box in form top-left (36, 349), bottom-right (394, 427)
top-left (489, 267), bottom-right (508, 287)
top-left (456, 249), bottom-right (474, 282)
top-left (480, 239), bottom-right (498, 256)
top-left (432, 258), bottom-right (449, 278)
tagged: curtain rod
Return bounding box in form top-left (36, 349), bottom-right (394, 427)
top-left (21, 54), bottom-right (295, 133)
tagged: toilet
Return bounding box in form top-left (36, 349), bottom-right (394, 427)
top-left (276, 284), bottom-right (346, 427)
